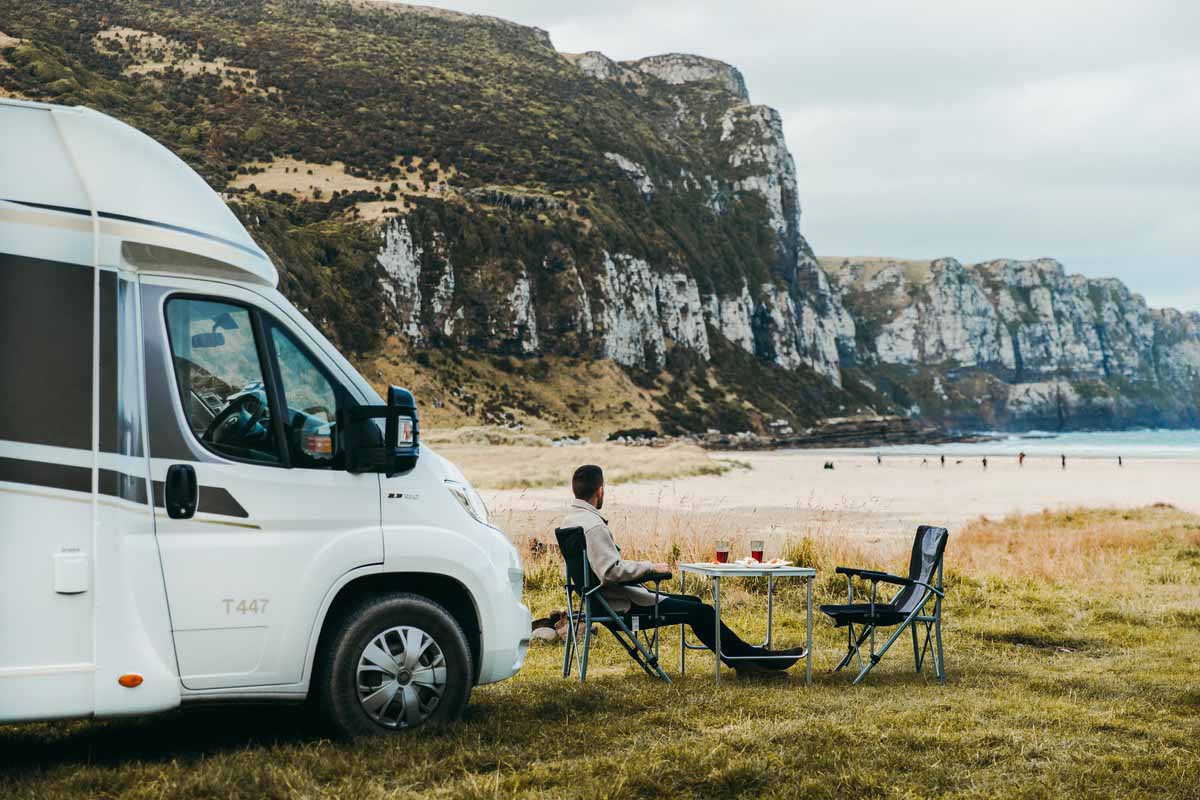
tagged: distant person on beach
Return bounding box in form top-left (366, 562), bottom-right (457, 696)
top-left (940, 455), bottom-right (945, 467)
top-left (1118, 456), bottom-right (1124, 467)
top-left (562, 464), bottom-right (805, 676)
top-left (1061, 454), bottom-right (1067, 470)
top-left (877, 453), bottom-right (882, 465)
top-left (982, 457), bottom-right (988, 470)
top-left (1019, 452), bottom-right (1026, 467)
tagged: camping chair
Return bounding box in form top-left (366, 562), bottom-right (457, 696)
top-left (821, 525), bottom-right (948, 685)
top-left (555, 526), bottom-right (684, 683)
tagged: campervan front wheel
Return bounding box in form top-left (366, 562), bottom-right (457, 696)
top-left (316, 592), bottom-right (473, 737)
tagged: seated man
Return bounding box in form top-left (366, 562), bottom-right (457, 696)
top-left (563, 464), bottom-right (804, 676)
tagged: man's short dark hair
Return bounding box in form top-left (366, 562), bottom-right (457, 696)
top-left (572, 464), bottom-right (604, 500)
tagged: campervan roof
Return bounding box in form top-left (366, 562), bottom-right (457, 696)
top-left (0, 98), bottom-right (276, 286)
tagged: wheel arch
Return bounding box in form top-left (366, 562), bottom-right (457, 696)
top-left (307, 571), bottom-right (483, 688)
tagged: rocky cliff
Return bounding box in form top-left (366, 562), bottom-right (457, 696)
top-left (825, 257), bottom-right (1200, 429)
top-left (2, 0), bottom-right (1195, 434)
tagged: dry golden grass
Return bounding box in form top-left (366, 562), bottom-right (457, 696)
top-left (545, 502), bottom-right (1199, 582)
top-left (515, 503), bottom-right (1200, 616)
top-left (92, 27), bottom-right (269, 94)
top-left (953, 504), bottom-right (1200, 587)
top-left (0, 30), bottom-right (25, 73)
top-left (439, 441), bottom-right (737, 490)
top-left (360, 343), bottom-right (664, 439)
top-left (228, 156), bottom-right (456, 219)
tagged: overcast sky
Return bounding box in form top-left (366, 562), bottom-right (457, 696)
top-left (411, 1), bottom-right (1199, 311)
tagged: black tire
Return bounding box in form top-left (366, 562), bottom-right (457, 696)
top-left (314, 592), bottom-right (473, 737)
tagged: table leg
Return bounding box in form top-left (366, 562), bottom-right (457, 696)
top-left (713, 576), bottom-right (721, 685)
top-left (766, 573), bottom-right (774, 649)
top-left (679, 570), bottom-right (686, 675)
top-left (806, 575), bottom-right (813, 686)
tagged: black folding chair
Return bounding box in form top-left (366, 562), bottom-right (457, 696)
top-left (555, 526), bottom-right (684, 683)
top-left (821, 525), bottom-right (948, 684)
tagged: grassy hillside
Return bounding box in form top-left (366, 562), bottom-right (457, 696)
top-left (0, 0), bottom-right (887, 435)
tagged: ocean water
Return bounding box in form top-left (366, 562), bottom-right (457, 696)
top-left (861, 429), bottom-right (1200, 459)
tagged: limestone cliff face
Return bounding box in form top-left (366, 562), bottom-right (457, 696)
top-left (826, 257), bottom-right (1200, 428)
top-left (374, 49), bottom-right (854, 384)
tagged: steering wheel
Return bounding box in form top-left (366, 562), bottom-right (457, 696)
top-left (203, 392), bottom-right (267, 446)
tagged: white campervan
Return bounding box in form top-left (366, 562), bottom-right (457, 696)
top-left (0, 99), bottom-right (530, 736)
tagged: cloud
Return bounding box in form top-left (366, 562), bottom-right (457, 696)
top-left (406, 1), bottom-right (1200, 310)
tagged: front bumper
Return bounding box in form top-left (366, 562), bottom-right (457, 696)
top-left (477, 594), bottom-right (531, 685)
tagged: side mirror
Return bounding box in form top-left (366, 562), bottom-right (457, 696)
top-left (343, 385), bottom-right (420, 476)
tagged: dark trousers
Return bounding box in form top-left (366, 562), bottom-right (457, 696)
top-left (628, 593), bottom-right (798, 670)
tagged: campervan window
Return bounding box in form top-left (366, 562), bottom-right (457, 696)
top-left (164, 298), bottom-right (283, 465)
top-left (267, 321), bottom-right (343, 469)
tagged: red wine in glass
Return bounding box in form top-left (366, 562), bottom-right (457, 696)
top-left (715, 540), bottom-right (730, 563)
top-left (751, 539), bottom-right (764, 562)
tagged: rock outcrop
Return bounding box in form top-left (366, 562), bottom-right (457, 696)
top-left (826, 257), bottom-right (1200, 428)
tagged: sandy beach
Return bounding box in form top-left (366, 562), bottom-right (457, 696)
top-left (483, 451), bottom-right (1200, 547)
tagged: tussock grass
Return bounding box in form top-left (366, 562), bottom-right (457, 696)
top-left (2, 507), bottom-right (1198, 798)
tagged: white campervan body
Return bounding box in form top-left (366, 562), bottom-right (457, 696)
top-left (0, 99), bottom-right (530, 735)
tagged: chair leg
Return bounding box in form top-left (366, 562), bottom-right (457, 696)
top-left (611, 619), bottom-right (671, 684)
top-left (579, 617), bottom-right (593, 682)
top-left (679, 623), bottom-right (686, 675)
top-left (834, 623), bottom-right (872, 672)
top-left (562, 598), bottom-right (576, 679)
top-left (834, 622), bottom-right (854, 671)
top-left (562, 626), bottom-right (574, 678)
top-left (911, 623), bottom-right (921, 672)
top-left (935, 612), bottom-right (946, 683)
top-left (852, 619), bottom-right (915, 685)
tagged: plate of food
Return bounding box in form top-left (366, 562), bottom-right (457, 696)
top-left (734, 557), bottom-right (794, 569)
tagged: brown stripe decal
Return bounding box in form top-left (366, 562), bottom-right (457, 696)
top-left (0, 456), bottom-right (247, 518)
top-left (150, 480), bottom-right (249, 518)
top-left (98, 467), bottom-right (149, 505)
top-left (0, 456), bottom-right (90, 493)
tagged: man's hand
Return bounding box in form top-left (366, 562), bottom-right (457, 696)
top-left (651, 562), bottom-right (670, 574)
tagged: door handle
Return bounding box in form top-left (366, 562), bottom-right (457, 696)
top-left (165, 464), bottom-right (198, 519)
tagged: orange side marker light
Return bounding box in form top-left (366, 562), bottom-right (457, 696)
top-left (118, 673), bottom-right (144, 688)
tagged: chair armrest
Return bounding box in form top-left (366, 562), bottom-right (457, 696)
top-left (835, 566), bottom-right (911, 587)
top-left (618, 570), bottom-right (672, 586)
top-left (911, 579), bottom-right (945, 597)
top-left (618, 572), bottom-right (672, 587)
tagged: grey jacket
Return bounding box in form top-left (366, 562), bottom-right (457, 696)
top-left (561, 498), bottom-right (657, 612)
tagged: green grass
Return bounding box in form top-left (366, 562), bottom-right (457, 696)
top-left (2, 508), bottom-right (1198, 798)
